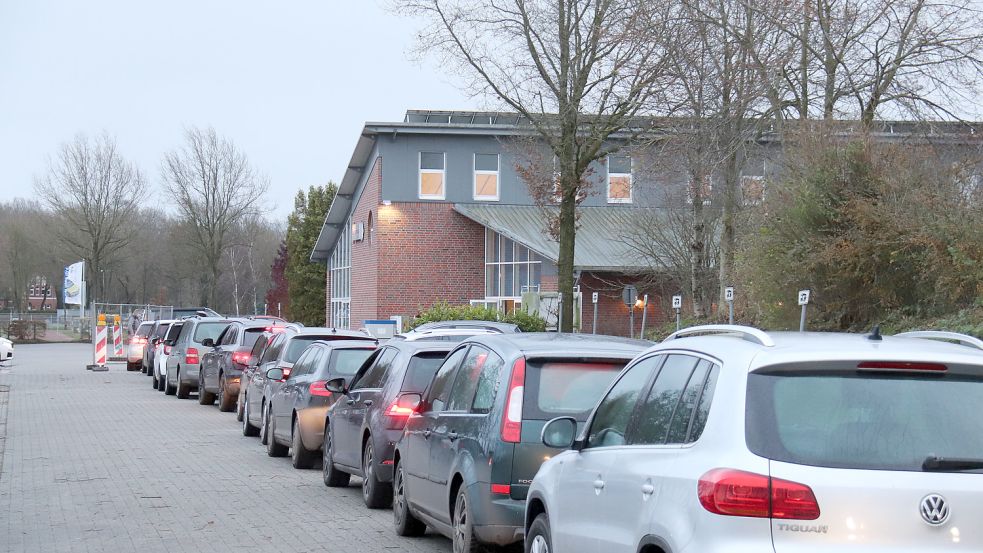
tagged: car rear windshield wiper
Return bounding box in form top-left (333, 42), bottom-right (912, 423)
top-left (922, 455), bottom-right (983, 472)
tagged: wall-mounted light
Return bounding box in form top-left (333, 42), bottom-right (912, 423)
top-left (381, 200), bottom-right (392, 206)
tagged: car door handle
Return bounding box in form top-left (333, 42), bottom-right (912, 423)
top-left (641, 483), bottom-right (655, 495)
top-left (346, 399), bottom-right (356, 405)
top-left (593, 479), bottom-right (605, 490)
top-left (362, 400), bottom-right (373, 407)
top-left (447, 432), bottom-right (459, 442)
top-left (422, 429), bottom-right (432, 439)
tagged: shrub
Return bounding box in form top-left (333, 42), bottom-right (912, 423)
top-left (408, 302), bottom-right (547, 333)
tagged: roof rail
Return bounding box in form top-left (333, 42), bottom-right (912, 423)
top-left (893, 331), bottom-right (983, 351)
top-left (664, 325), bottom-right (775, 347)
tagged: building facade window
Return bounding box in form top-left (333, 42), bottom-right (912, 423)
top-left (482, 229), bottom-right (557, 311)
top-left (607, 155), bottom-right (632, 203)
top-left (474, 153), bottom-right (500, 200)
top-left (419, 152), bottom-right (446, 199)
top-left (686, 174), bottom-right (713, 205)
top-left (741, 175), bottom-right (765, 206)
top-left (329, 221), bottom-right (351, 329)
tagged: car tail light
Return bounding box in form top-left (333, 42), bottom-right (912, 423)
top-left (698, 468), bottom-right (820, 520)
top-left (130, 336), bottom-right (147, 345)
top-left (185, 347), bottom-right (199, 365)
top-left (232, 351), bottom-right (251, 366)
top-left (501, 357), bottom-right (526, 443)
top-left (384, 400), bottom-right (416, 429)
top-left (164, 345), bottom-right (172, 355)
top-left (491, 484), bottom-right (511, 495)
top-left (857, 361), bottom-right (947, 372)
top-left (309, 381), bottom-right (332, 397)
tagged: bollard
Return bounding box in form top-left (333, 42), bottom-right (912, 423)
top-left (88, 313), bottom-right (109, 371)
top-left (112, 315), bottom-right (123, 357)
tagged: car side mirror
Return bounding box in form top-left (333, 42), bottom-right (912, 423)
top-left (266, 368), bottom-right (284, 381)
top-left (202, 338), bottom-right (215, 347)
top-left (396, 392), bottom-right (422, 412)
top-left (325, 377), bottom-right (348, 394)
top-left (542, 416), bottom-right (578, 450)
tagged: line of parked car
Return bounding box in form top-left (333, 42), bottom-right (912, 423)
top-left (128, 314), bottom-right (983, 553)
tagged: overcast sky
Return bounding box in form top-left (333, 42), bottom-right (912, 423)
top-left (0, 1), bottom-right (476, 219)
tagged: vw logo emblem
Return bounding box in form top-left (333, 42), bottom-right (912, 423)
top-left (920, 494), bottom-right (950, 526)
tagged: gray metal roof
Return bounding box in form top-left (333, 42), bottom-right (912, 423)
top-left (453, 204), bottom-right (666, 272)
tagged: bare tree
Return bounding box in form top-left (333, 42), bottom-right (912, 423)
top-left (395, 0), bottom-right (678, 330)
top-left (34, 133), bottom-right (145, 304)
top-left (161, 127), bottom-right (270, 308)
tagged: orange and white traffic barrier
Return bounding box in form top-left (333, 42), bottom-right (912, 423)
top-left (112, 316), bottom-right (123, 356)
top-left (94, 314), bottom-right (108, 366)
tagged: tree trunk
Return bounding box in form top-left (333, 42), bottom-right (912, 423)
top-left (557, 173), bottom-right (577, 332)
top-left (718, 149), bottom-right (739, 312)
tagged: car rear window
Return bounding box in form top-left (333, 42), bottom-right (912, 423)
top-left (524, 360), bottom-right (628, 421)
top-left (193, 322), bottom-right (227, 343)
top-left (152, 324), bottom-right (171, 339)
top-left (402, 352), bottom-right (451, 393)
top-left (164, 324), bottom-right (183, 341)
top-left (136, 323), bottom-right (154, 337)
top-left (242, 328), bottom-right (265, 347)
top-left (746, 369), bottom-right (983, 471)
top-left (325, 349), bottom-right (376, 376)
top-left (284, 336), bottom-right (332, 363)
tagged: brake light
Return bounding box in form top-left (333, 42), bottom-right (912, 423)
top-left (232, 351), bottom-right (251, 366)
top-left (164, 345), bottom-right (172, 355)
top-left (491, 484), bottom-right (511, 495)
top-left (698, 468), bottom-right (820, 520)
top-left (130, 336), bottom-right (147, 345)
top-left (309, 381), bottom-right (332, 397)
top-left (282, 367), bottom-right (291, 378)
top-left (857, 361), bottom-right (947, 372)
top-left (185, 347), bottom-right (199, 365)
top-left (386, 403), bottom-right (416, 417)
top-left (501, 357), bottom-right (526, 443)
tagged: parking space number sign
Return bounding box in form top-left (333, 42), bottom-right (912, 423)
top-left (725, 287), bottom-right (734, 302)
top-left (672, 295), bottom-right (682, 309)
top-left (798, 289), bottom-right (811, 306)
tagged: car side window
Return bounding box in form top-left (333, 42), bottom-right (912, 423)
top-left (291, 349), bottom-right (316, 378)
top-left (586, 355), bottom-right (663, 449)
top-left (428, 346), bottom-right (469, 413)
top-left (445, 346), bottom-right (489, 412)
top-left (354, 348), bottom-right (397, 390)
top-left (249, 335), bottom-right (268, 360)
top-left (263, 334), bottom-right (285, 364)
top-left (470, 350), bottom-right (505, 414)
top-left (222, 326), bottom-right (239, 346)
top-left (686, 364), bottom-right (718, 443)
top-left (629, 355), bottom-right (702, 446)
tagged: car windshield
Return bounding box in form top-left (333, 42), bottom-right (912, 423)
top-left (325, 349), bottom-right (375, 376)
top-left (242, 328), bottom-right (265, 347)
top-left (524, 360), bottom-right (628, 421)
top-left (746, 369), bottom-right (983, 471)
top-left (402, 351), bottom-right (451, 392)
top-left (284, 336), bottom-right (331, 363)
top-left (192, 322), bottom-right (227, 343)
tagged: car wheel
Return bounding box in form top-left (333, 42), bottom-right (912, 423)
top-left (291, 418), bottom-right (318, 469)
top-left (235, 393), bottom-right (245, 422)
top-left (362, 439), bottom-right (392, 509)
top-left (157, 370), bottom-right (166, 391)
top-left (525, 514), bottom-right (551, 553)
top-left (265, 407), bottom-right (288, 457)
top-left (218, 374), bottom-right (235, 412)
top-left (164, 370), bottom-right (176, 395)
top-left (321, 424), bottom-right (350, 487)
top-left (152, 370), bottom-right (159, 389)
top-left (452, 487), bottom-right (484, 553)
top-left (176, 369), bottom-right (190, 399)
top-left (242, 398), bottom-right (259, 437)
top-left (198, 374), bottom-right (215, 405)
top-left (393, 460), bottom-right (426, 537)
top-left (260, 402), bottom-right (270, 445)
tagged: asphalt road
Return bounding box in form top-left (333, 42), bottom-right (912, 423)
top-left (0, 343), bottom-right (453, 553)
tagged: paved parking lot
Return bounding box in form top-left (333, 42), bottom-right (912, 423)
top-left (0, 343), bottom-right (452, 553)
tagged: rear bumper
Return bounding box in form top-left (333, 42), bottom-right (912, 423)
top-left (467, 483), bottom-right (525, 546)
top-left (297, 406), bottom-right (329, 450)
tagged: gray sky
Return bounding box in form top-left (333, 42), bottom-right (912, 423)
top-left (0, 0), bottom-right (474, 219)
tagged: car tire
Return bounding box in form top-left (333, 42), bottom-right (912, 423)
top-left (164, 371), bottom-right (176, 395)
top-left (235, 393), bottom-right (245, 422)
top-left (157, 370), bottom-right (166, 391)
top-left (525, 514), bottom-right (552, 553)
top-left (218, 374), bottom-right (235, 412)
top-left (393, 460), bottom-right (426, 537)
top-left (291, 418), bottom-right (318, 469)
top-left (152, 370), bottom-right (159, 389)
top-left (321, 425), bottom-right (350, 487)
top-left (141, 362), bottom-right (149, 374)
top-left (126, 361), bottom-right (139, 372)
top-left (260, 402), bottom-right (270, 445)
top-left (198, 374), bottom-right (216, 405)
top-left (265, 408), bottom-right (288, 457)
top-left (452, 487), bottom-right (484, 553)
top-left (242, 398), bottom-right (260, 437)
top-left (362, 439), bottom-right (392, 509)
top-left (176, 369), bottom-right (190, 399)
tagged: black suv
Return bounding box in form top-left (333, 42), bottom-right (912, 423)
top-left (392, 333), bottom-right (648, 551)
top-left (199, 319), bottom-right (268, 411)
top-left (322, 340), bottom-right (459, 507)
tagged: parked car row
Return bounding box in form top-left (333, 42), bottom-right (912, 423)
top-left (141, 316), bottom-right (983, 553)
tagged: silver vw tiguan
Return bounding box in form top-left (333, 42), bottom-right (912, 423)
top-left (527, 326), bottom-right (983, 553)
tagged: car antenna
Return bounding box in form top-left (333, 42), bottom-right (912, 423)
top-left (867, 324), bottom-right (882, 341)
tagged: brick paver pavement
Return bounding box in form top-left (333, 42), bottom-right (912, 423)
top-left (0, 344), bottom-right (452, 553)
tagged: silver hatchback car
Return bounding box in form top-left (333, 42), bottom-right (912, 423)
top-left (527, 326), bottom-right (983, 553)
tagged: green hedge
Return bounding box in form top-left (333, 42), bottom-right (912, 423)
top-left (408, 302), bottom-right (547, 333)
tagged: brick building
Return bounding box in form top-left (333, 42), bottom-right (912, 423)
top-left (27, 275), bottom-right (56, 311)
top-left (310, 110), bottom-right (690, 336)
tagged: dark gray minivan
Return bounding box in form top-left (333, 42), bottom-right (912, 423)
top-left (392, 333), bottom-right (648, 551)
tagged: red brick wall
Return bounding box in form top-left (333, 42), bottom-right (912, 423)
top-left (376, 202), bottom-right (485, 323)
top-left (579, 272), bottom-right (666, 338)
top-left (350, 157), bottom-right (382, 327)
